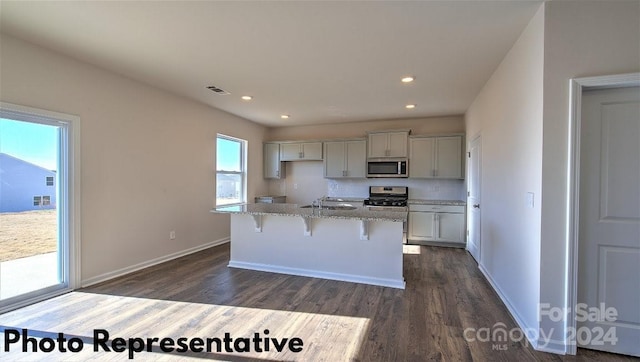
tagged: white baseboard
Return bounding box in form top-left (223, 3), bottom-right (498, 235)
top-left (228, 260), bottom-right (406, 289)
top-left (535, 339), bottom-right (569, 355)
top-left (81, 237), bottom-right (229, 287)
top-left (477, 264), bottom-right (542, 350)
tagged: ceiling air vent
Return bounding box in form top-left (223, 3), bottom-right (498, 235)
top-left (206, 85), bottom-right (230, 95)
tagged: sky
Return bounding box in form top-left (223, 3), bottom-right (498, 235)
top-left (217, 137), bottom-right (242, 172)
top-left (0, 118), bottom-right (58, 171)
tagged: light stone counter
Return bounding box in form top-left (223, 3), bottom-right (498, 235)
top-left (212, 203), bottom-right (407, 222)
top-left (408, 199), bottom-right (466, 206)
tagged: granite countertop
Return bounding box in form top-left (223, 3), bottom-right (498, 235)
top-left (211, 203), bottom-right (406, 222)
top-left (324, 196), bottom-right (366, 203)
top-left (408, 199), bottom-right (466, 206)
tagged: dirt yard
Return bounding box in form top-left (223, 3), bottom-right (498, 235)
top-left (0, 210), bottom-right (57, 262)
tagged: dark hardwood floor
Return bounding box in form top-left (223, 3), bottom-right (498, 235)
top-left (0, 243), bottom-right (636, 361)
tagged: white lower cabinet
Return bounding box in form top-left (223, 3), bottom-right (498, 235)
top-left (408, 212), bottom-right (436, 240)
top-left (408, 204), bottom-right (465, 246)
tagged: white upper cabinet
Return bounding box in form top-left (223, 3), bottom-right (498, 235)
top-left (435, 136), bottom-right (463, 178)
top-left (280, 142), bottom-right (323, 161)
top-left (367, 131), bottom-right (409, 158)
top-left (409, 137), bottom-right (435, 178)
top-left (367, 133), bottom-right (389, 158)
top-left (409, 135), bottom-right (463, 179)
top-left (324, 140), bottom-right (366, 178)
top-left (264, 143), bottom-right (285, 179)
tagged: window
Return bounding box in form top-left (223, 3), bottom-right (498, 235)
top-left (216, 134), bottom-right (246, 206)
top-left (1, 101), bottom-right (81, 314)
top-left (46, 176), bottom-right (54, 186)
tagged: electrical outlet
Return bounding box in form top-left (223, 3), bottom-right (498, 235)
top-left (169, 230), bottom-right (176, 240)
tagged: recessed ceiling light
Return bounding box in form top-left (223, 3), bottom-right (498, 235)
top-left (241, 95), bottom-right (253, 101)
top-left (401, 76), bottom-right (415, 83)
top-left (405, 104), bottom-right (416, 109)
top-left (281, 115), bottom-right (290, 119)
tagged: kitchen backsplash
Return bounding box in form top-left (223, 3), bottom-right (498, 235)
top-left (267, 161), bottom-right (465, 204)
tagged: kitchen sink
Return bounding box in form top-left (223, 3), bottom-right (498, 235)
top-left (299, 205), bottom-right (357, 211)
top-left (325, 205), bottom-right (358, 210)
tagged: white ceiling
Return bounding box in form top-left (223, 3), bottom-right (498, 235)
top-left (0, 1), bottom-right (542, 127)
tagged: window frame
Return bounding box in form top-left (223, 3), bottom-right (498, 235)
top-left (216, 134), bottom-right (247, 206)
top-left (46, 176), bottom-right (54, 186)
top-left (0, 101), bottom-right (81, 314)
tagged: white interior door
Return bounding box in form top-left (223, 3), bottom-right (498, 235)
top-left (578, 86), bottom-right (640, 356)
top-left (467, 136), bottom-right (481, 262)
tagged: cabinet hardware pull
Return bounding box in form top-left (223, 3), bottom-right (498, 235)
top-left (473, 204), bottom-right (480, 208)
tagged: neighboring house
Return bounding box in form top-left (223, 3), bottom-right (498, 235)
top-left (0, 152), bottom-right (56, 213)
top-left (216, 174), bottom-right (241, 203)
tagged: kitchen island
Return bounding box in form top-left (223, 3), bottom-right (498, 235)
top-left (211, 203), bottom-right (407, 289)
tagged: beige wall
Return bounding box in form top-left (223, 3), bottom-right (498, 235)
top-left (466, 0), bottom-right (640, 353)
top-left (267, 115), bottom-right (464, 141)
top-left (0, 34), bottom-right (269, 283)
top-left (539, 0), bottom-right (640, 349)
top-left (464, 3), bottom-right (544, 336)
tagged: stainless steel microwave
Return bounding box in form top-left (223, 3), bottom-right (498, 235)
top-left (367, 159), bottom-right (408, 178)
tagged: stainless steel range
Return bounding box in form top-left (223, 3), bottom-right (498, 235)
top-left (364, 186), bottom-right (409, 242)
top-left (364, 186), bottom-right (408, 210)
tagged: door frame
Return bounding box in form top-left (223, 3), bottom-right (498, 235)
top-left (466, 133), bottom-right (481, 262)
top-left (566, 72), bottom-right (640, 355)
top-left (0, 101), bottom-right (81, 313)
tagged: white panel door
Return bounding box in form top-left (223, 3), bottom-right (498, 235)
top-left (467, 136), bottom-right (481, 262)
top-left (578, 86), bottom-right (640, 356)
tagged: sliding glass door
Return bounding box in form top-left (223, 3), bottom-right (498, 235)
top-left (0, 103), bottom-right (79, 313)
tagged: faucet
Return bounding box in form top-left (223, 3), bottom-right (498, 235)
top-left (314, 196), bottom-right (327, 209)
top-left (320, 196), bottom-right (328, 209)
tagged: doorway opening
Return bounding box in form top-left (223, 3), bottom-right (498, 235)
top-left (0, 102), bottom-right (80, 313)
top-left (467, 135), bottom-right (481, 263)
